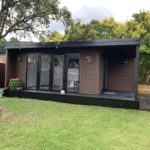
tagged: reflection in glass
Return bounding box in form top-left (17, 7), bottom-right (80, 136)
top-left (52, 55), bottom-right (64, 91)
top-left (67, 54), bottom-right (80, 93)
top-left (40, 55), bottom-right (50, 90)
top-left (27, 54), bottom-right (38, 89)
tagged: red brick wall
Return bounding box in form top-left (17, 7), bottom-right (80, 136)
top-left (0, 64), bottom-right (5, 87)
top-left (107, 58), bottom-right (135, 92)
top-left (79, 51), bottom-right (103, 95)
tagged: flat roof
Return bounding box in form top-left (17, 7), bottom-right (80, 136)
top-left (6, 38), bottom-right (140, 50)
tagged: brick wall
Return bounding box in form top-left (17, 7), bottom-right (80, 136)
top-left (107, 58), bottom-right (135, 92)
top-left (79, 51), bottom-right (103, 95)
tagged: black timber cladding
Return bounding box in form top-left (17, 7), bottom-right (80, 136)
top-left (3, 90), bottom-right (139, 109)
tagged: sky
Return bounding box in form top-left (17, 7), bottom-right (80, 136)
top-left (61, 0), bottom-right (150, 22)
top-left (7, 0), bottom-right (150, 41)
top-left (49, 0), bottom-right (150, 34)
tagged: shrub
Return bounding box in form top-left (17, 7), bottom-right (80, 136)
top-left (139, 49), bottom-right (150, 84)
top-left (8, 78), bottom-right (23, 90)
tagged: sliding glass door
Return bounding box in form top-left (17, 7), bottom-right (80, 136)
top-left (52, 55), bottom-right (64, 91)
top-left (39, 55), bottom-right (51, 90)
top-left (26, 53), bottom-right (80, 93)
top-left (27, 54), bottom-right (38, 89)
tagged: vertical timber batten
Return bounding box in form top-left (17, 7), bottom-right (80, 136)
top-left (5, 49), bottom-right (8, 88)
top-left (134, 46), bottom-right (139, 100)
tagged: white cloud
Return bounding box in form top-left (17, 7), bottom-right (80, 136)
top-left (61, 0), bottom-right (150, 22)
top-left (72, 5), bottom-right (112, 23)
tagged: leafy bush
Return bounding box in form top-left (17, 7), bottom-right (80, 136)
top-left (139, 48), bottom-right (150, 84)
top-left (8, 78), bottom-right (23, 90)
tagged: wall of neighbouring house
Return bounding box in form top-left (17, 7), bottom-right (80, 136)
top-left (79, 51), bottom-right (103, 95)
top-left (0, 63), bottom-right (5, 87)
top-left (107, 57), bottom-right (135, 92)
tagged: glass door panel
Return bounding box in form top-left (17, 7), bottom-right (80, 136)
top-left (27, 54), bottom-right (38, 89)
top-left (39, 55), bottom-right (51, 90)
top-left (52, 55), bottom-right (64, 91)
top-left (67, 54), bottom-right (80, 93)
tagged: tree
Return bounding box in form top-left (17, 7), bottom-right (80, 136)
top-left (64, 21), bottom-right (87, 41)
top-left (132, 10), bottom-right (150, 47)
top-left (42, 31), bottom-right (64, 42)
top-left (65, 11), bottom-right (150, 48)
top-left (99, 17), bottom-right (118, 39)
top-left (64, 18), bottom-right (120, 41)
top-left (123, 11), bottom-right (150, 47)
top-left (0, 38), bottom-right (6, 54)
top-left (0, 37), bottom-right (19, 54)
top-left (9, 37), bottom-right (19, 43)
top-left (64, 20), bottom-right (101, 41)
top-left (0, 0), bottom-right (72, 40)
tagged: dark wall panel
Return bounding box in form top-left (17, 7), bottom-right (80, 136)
top-left (16, 53), bottom-right (27, 88)
top-left (107, 58), bottom-right (135, 92)
top-left (5, 51), bottom-right (27, 88)
top-left (6, 51), bottom-right (17, 87)
top-left (79, 51), bottom-right (103, 95)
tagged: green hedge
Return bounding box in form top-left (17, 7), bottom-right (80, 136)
top-left (8, 78), bottom-right (22, 90)
top-left (139, 50), bottom-right (150, 84)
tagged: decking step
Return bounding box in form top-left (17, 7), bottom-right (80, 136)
top-left (139, 95), bottom-right (150, 110)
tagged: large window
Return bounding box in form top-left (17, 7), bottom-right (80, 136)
top-left (67, 54), bottom-right (80, 93)
top-left (39, 55), bottom-right (51, 90)
top-left (27, 54), bottom-right (38, 89)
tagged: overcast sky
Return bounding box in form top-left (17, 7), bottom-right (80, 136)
top-left (49, 0), bottom-right (150, 33)
top-left (61, 0), bottom-right (150, 22)
top-left (7, 0), bottom-right (150, 41)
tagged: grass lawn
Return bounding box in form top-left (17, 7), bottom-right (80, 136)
top-left (0, 97), bottom-right (150, 150)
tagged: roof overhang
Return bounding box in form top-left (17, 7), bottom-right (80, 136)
top-left (6, 38), bottom-right (140, 50)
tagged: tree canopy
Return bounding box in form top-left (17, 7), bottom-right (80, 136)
top-left (0, 37), bottom-right (19, 54)
top-left (42, 31), bottom-right (64, 42)
top-left (64, 11), bottom-right (149, 44)
top-left (0, 0), bottom-right (72, 40)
